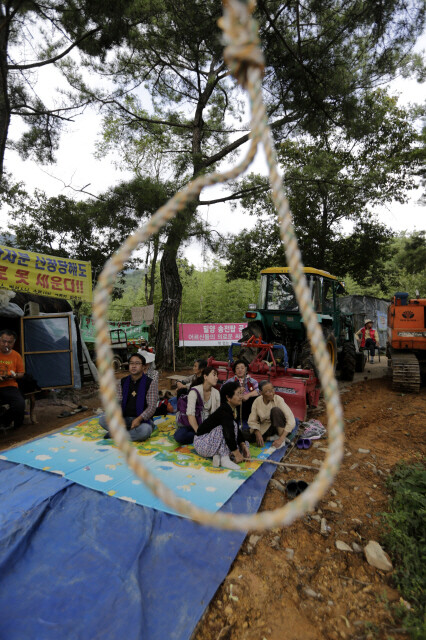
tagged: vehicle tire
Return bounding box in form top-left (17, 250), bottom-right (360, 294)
top-left (112, 355), bottom-right (122, 372)
top-left (270, 320), bottom-right (287, 341)
top-left (241, 320), bottom-right (264, 341)
top-left (355, 351), bottom-right (366, 373)
top-left (340, 341), bottom-right (356, 381)
top-left (323, 327), bottom-right (338, 371)
top-left (301, 339), bottom-right (316, 372)
top-left (240, 321), bottom-right (264, 365)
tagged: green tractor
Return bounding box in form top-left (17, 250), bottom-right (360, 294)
top-left (241, 267), bottom-right (357, 381)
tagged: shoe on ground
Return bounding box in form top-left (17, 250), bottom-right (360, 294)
top-left (220, 455), bottom-right (240, 470)
top-left (212, 454), bottom-right (221, 468)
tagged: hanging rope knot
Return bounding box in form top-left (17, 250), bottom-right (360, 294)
top-left (219, 0), bottom-right (265, 87)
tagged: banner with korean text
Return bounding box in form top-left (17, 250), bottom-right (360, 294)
top-left (0, 244), bottom-right (92, 302)
top-left (179, 323), bottom-right (247, 346)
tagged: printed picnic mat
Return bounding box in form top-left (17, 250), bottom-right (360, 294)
top-left (0, 415), bottom-right (280, 517)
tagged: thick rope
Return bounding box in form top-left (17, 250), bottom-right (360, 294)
top-left (93, 0), bottom-right (344, 531)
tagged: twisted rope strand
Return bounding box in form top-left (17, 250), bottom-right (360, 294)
top-left (92, 0), bottom-right (344, 531)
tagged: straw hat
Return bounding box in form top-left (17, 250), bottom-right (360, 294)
top-left (364, 318), bottom-right (373, 325)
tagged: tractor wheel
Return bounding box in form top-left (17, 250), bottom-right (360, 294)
top-left (355, 351), bottom-right (366, 373)
top-left (301, 339), bottom-right (316, 372)
top-left (112, 355), bottom-right (122, 372)
top-left (239, 321), bottom-right (264, 365)
top-left (340, 341), bottom-right (356, 381)
top-left (270, 321), bottom-right (287, 341)
top-left (241, 320), bottom-right (264, 341)
top-left (323, 328), bottom-right (338, 371)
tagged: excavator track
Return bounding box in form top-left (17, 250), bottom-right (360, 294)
top-left (391, 352), bottom-right (421, 393)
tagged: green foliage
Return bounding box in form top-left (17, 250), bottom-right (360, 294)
top-left (224, 88), bottom-right (422, 284)
top-left (343, 231), bottom-right (426, 298)
top-left (381, 461), bottom-right (426, 639)
top-left (5, 175), bottom-right (172, 301)
top-left (2, 0), bottom-right (148, 174)
top-left (109, 262), bottom-right (258, 324)
top-left (398, 231), bottom-right (426, 275)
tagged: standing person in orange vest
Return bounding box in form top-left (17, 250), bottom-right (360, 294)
top-left (356, 319), bottom-right (379, 364)
top-left (0, 329), bottom-right (25, 430)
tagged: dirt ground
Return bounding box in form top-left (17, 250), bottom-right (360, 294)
top-left (1, 360), bottom-right (425, 640)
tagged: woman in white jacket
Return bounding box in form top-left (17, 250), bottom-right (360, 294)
top-left (174, 366), bottom-right (221, 445)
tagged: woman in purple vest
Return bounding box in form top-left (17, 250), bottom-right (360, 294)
top-left (99, 353), bottom-right (158, 441)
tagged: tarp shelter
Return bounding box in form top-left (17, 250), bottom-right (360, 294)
top-left (339, 295), bottom-right (390, 348)
top-left (0, 291), bottom-right (91, 389)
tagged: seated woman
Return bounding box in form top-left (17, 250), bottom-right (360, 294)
top-left (247, 380), bottom-right (295, 449)
top-left (176, 359), bottom-right (207, 394)
top-left (356, 319), bottom-right (379, 363)
top-left (194, 381), bottom-right (250, 470)
top-left (174, 366), bottom-right (221, 445)
top-left (227, 359), bottom-right (259, 424)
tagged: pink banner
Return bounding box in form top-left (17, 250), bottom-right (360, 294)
top-left (179, 323), bottom-right (247, 346)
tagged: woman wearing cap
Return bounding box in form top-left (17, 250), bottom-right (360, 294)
top-left (247, 380), bottom-right (295, 448)
top-left (138, 348), bottom-right (158, 381)
top-left (356, 319), bottom-right (379, 363)
top-left (227, 359), bottom-right (259, 424)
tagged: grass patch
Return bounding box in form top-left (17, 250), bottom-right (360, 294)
top-left (381, 461), bottom-right (426, 639)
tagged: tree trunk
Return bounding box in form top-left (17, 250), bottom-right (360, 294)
top-left (155, 207), bottom-right (195, 368)
top-left (0, 7), bottom-right (11, 180)
top-left (155, 242), bottom-right (182, 368)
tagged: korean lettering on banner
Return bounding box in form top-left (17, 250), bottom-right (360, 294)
top-left (0, 244), bottom-right (92, 302)
top-left (179, 323), bottom-right (247, 346)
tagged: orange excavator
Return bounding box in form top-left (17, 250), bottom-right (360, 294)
top-left (387, 292), bottom-right (426, 392)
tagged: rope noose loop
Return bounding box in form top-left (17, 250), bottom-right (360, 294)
top-left (93, 0), bottom-right (344, 531)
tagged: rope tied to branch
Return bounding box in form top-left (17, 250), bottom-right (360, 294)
top-left (93, 0), bottom-right (344, 532)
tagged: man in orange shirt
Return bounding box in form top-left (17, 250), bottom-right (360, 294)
top-left (0, 329), bottom-right (25, 430)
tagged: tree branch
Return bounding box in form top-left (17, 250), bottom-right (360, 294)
top-left (201, 113), bottom-right (297, 169)
top-left (8, 27), bottom-right (100, 70)
top-left (199, 185), bottom-right (267, 205)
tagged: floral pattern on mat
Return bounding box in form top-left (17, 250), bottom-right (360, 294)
top-left (1, 414), bottom-right (280, 517)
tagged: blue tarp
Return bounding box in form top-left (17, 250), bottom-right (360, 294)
top-left (0, 443), bottom-right (286, 640)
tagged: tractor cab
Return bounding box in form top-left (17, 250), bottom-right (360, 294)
top-left (251, 267), bottom-right (343, 334)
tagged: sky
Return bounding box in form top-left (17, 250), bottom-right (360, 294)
top-left (3, 34), bottom-right (426, 271)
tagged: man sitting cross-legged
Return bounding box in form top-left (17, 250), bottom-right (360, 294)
top-left (100, 353), bottom-right (158, 441)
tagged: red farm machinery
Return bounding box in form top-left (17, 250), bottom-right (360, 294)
top-left (207, 335), bottom-right (320, 421)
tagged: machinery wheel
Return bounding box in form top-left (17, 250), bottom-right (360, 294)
top-left (240, 321), bottom-right (264, 365)
top-left (323, 328), bottom-right (338, 371)
top-left (340, 341), bottom-right (356, 381)
top-left (112, 355), bottom-right (122, 372)
top-left (355, 351), bottom-right (366, 373)
top-left (270, 321), bottom-right (287, 341)
top-left (301, 339), bottom-right (316, 372)
top-left (241, 320), bottom-right (264, 342)
top-left (391, 352), bottom-right (420, 392)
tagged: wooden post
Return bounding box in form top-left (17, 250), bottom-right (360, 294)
top-left (172, 316), bottom-right (176, 372)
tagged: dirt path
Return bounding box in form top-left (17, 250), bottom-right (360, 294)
top-left (1, 363), bottom-right (424, 639)
top-left (193, 374), bottom-right (426, 640)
